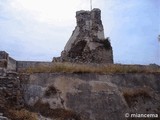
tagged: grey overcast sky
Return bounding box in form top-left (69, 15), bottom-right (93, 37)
top-left (0, 0), bottom-right (159, 65)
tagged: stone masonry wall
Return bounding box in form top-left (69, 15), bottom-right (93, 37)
top-left (0, 68), bottom-right (24, 112)
top-left (0, 51), bottom-right (52, 72)
top-left (8, 57), bottom-right (17, 71)
top-left (17, 61), bottom-right (52, 72)
top-left (53, 8), bottom-right (113, 64)
top-left (0, 51), bottom-right (52, 119)
top-left (0, 51), bottom-right (8, 69)
top-left (23, 73), bottom-right (160, 120)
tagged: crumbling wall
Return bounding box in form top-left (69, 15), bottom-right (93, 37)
top-left (0, 51), bottom-right (8, 68)
top-left (8, 57), bottom-right (17, 71)
top-left (0, 51), bottom-right (17, 71)
top-left (0, 51), bottom-right (53, 72)
top-left (17, 61), bottom-right (52, 72)
top-left (53, 8), bottom-right (113, 64)
top-left (22, 73), bottom-right (160, 120)
top-left (0, 68), bottom-right (24, 112)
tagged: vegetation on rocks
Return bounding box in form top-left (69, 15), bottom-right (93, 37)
top-left (22, 62), bottom-right (160, 74)
top-left (122, 87), bottom-right (151, 108)
top-left (3, 108), bottom-right (38, 120)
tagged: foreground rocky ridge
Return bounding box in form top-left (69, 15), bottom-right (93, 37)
top-left (0, 63), bottom-right (160, 119)
top-left (23, 72), bottom-right (160, 120)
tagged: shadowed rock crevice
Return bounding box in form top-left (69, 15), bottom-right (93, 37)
top-left (69, 41), bottom-right (87, 58)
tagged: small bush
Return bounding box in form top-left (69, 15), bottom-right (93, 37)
top-left (102, 38), bottom-right (112, 50)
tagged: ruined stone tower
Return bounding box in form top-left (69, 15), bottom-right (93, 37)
top-left (53, 8), bottom-right (113, 63)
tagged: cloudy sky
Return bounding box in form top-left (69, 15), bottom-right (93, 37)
top-left (0, 0), bottom-right (159, 65)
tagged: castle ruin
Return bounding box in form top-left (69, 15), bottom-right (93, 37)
top-left (53, 8), bottom-right (113, 63)
top-left (0, 8), bottom-right (160, 120)
top-left (0, 9), bottom-right (113, 71)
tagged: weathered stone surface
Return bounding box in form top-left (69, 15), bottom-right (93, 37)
top-left (0, 51), bottom-right (8, 68)
top-left (0, 70), bottom-right (24, 111)
top-left (22, 73), bottom-right (160, 120)
top-left (0, 7), bottom-right (159, 120)
top-left (7, 57), bottom-right (17, 71)
top-left (0, 51), bottom-right (8, 60)
top-left (53, 8), bottom-right (113, 63)
top-left (17, 61), bottom-right (52, 72)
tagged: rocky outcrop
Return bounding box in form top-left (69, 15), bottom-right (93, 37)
top-left (23, 73), bottom-right (160, 120)
top-left (53, 8), bottom-right (113, 63)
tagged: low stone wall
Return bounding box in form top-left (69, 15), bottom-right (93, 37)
top-left (16, 61), bottom-right (52, 71)
top-left (0, 51), bottom-right (53, 72)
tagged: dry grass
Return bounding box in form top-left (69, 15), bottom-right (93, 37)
top-left (123, 87), bottom-right (151, 108)
top-left (8, 109), bottom-right (38, 120)
top-left (21, 62), bottom-right (160, 74)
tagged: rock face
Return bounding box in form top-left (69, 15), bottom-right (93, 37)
top-left (0, 51), bottom-right (160, 120)
top-left (23, 73), bottom-right (160, 120)
top-left (53, 8), bottom-right (113, 63)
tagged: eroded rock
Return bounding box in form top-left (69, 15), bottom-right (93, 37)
top-left (23, 73), bottom-right (160, 120)
top-left (53, 8), bottom-right (113, 63)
